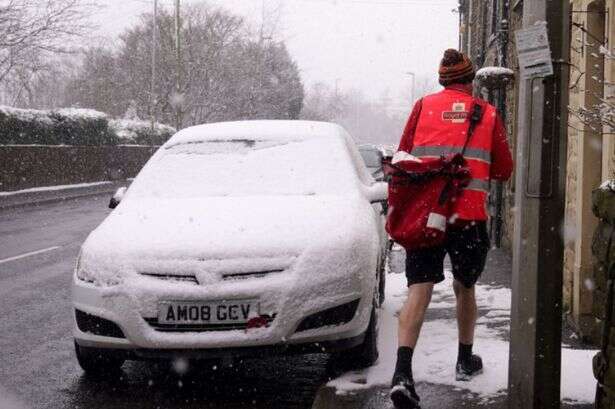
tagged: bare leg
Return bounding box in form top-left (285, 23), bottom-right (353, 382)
top-left (391, 282), bottom-right (434, 407)
top-left (453, 280), bottom-right (477, 345)
top-left (398, 282), bottom-right (434, 348)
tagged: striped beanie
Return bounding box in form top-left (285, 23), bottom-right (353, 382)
top-left (438, 49), bottom-right (476, 86)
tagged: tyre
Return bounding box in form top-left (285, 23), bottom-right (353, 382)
top-left (329, 304), bottom-right (379, 371)
top-left (74, 341), bottom-right (125, 376)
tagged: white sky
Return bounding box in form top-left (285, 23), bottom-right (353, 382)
top-left (94, 0), bottom-right (459, 104)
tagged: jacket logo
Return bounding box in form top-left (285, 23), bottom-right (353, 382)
top-left (442, 102), bottom-right (468, 123)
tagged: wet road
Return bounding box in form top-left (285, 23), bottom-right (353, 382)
top-left (0, 196), bottom-right (333, 409)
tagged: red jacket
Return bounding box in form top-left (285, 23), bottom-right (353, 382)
top-left (398, 86), bottom-right (513, 220)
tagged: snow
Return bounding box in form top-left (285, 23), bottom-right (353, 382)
top-left (0, 105), bottom-right (53, 125)
top-left (328, 271), bottom-right (598, 403)
top-left (130, 136), bottom-right (358, 200)
top-left (392, 151), bottom-right (421, 164)
top-left (476, 67), bottom-right (515, 79)
top-left (166, 120), bottom-right (349, 148)
top-left (0, 386), bottom-right (28, 409)
top-left (53, 108), bottom-right (107, 120)
top-left (77, 189), bottom-right (380, 346)
top-left (111, 186), bottom-right (127, 201)
top-left (599, 179), bottom-right (615, 191)
top-left (600, 45), bottom-right (614, 60)
top-left (76, 120), bottom-right (383, 349)
top-left (78, 122), bottom-right (376, 279)
top-left (0, 181), bottom-right (112, 196)
top-left (121, 120), bottom-right (371, 201)
top-left (109, 119), bottom-right (176, 144)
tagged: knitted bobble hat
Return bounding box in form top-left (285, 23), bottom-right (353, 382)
top-left (438, 49), bottom-right (476, 86)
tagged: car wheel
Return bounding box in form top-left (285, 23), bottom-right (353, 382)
top-left (330, 304), bottom-right (379, 371)
top-left (74, 341), bottom-right (125, 376)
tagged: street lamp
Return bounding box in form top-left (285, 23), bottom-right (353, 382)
top-left (150, 0), bottom-right (158, 132)
top-left (174, 0), bottom-right (182, 129)
top-left (405, 71), bottom-right (416, 106)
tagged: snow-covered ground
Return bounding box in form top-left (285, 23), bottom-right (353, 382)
top-left (0, 181), bottom-right (113, 196)
top-left (328, 270), bottom-right (598, 404)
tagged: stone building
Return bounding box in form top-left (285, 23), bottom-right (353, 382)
top-left (566, 0), bottom-right (615, 341)
top-left (458, 0), bottom-right (615, 343)
top-left (458, 0), bottom-right (523, 250)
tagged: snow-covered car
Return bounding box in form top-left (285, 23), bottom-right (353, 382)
top-left (72, 120), bottom-right (389, 374)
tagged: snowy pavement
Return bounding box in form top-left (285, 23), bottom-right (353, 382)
top-left (0, 180), bottom-right (125, 209)
top-left (321, 248), bottom-right (597, 408)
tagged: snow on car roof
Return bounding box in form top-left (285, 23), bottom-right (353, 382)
top-left (166, 120), bottom-right (346, 147)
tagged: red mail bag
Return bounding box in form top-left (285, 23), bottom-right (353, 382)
top-left (385, 155), bottom-right (469, 250)
top-left (385, 103), bottom-right (483, 250)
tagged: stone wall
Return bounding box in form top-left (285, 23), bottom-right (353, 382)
top-left (592, 182), bottom-right (615, 408)
top-left (564, 0), bottom-right (615, 342)
top-left (0, 145), bottom-right (158, 192)
top-left (459, 0), bottom-right (522, 250)
top-left (499, 1), bottom-right (524, 251)
top-left (564, 0), bottom-right (585, 317)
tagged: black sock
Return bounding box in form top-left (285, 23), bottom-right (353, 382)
top-left (458, 342), bottom-right (473, 363)
top-left (394, 347), bottom-right (414, 379)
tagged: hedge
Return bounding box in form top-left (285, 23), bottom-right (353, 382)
top-left (109, 119), bottom-right (176, 146)
top-left (0, 106), bottom-right (175, 146)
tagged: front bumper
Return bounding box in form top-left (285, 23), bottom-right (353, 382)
top-left (76, 333), bottom-right (365, 361)
top-left (72, 270), bottom-right (373, 353)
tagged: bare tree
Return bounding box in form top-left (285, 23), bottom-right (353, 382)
top-left (572, 100), bottom-right (615, 132)
top-left (0, 0), bottom-right (97, 105)
top-left (64, 3), bottom-right (303, 127)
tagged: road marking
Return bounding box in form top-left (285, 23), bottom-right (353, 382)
top-left (0, 246), bottom-right (62, 265)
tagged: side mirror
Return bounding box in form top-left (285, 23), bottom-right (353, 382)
top-left (109, 187), bottom-right (127, 209)
top-left (365, 181), bottom-right (388, 204)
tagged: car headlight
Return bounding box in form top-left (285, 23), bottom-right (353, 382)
top-left (74, 251), bottom-right (94, 283)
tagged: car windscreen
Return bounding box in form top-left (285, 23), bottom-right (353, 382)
top-left (128, 137), bottom-right (359, 198)
top-left (359, 148), bottom-right (383, 168)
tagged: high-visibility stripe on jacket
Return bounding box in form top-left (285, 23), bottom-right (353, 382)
top-left (410, 88), bottom-right (498, 221)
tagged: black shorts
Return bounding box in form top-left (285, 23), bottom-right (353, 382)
top-left (405, 222), bottom-right (490, 288)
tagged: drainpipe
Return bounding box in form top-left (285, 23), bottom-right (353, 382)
top-left (458, 0), bottom-right (464, 51)
top-left (493, 0), bottom-right (511, 248)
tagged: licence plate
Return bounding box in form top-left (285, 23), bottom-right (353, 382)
top-left (158, 300), bottom-right (259, 324)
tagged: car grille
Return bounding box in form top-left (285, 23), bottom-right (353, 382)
top-left (140, 273), bottom-right (199, 285)
top-left (140, 270), bottom-right (284, 284)
top-left (143, 315), bottom-right (276, 332)
top-left (221, 269), bottom-right (284, 281)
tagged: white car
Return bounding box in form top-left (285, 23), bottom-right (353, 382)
top-left (72, 120), bottom-right (389, 374)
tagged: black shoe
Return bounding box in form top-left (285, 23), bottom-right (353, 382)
top-left (390, 373), bottom-right (421, 409)
top-left (455, 354), bottom-right (483, 381)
